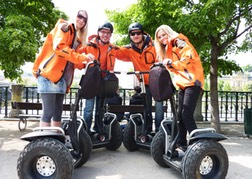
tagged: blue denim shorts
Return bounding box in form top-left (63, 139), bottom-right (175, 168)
top-left (37, 76), bottom-right (66, 94)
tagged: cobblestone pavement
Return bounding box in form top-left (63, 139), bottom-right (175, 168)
top-left (0, 119), bottom-right (251, 179)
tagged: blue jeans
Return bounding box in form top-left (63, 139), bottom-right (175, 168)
top-left (83, 98), bottom-right (95, 131)
top-left (145, 85), bottom-right (164, 132)
top-left (155, 100), bottom-right (164, 132)
top-left (37, 76), bottom-right (66, 94)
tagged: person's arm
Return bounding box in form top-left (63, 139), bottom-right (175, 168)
top-left (52, 22), bottom-right (93, 64)
top-left (114, 46), bottom-right (131, 62)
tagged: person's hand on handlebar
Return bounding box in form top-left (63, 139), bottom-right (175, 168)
top-left (163, 58), bottom-right (172, 66)
top-left (85, 53), bottom-right (95, 61)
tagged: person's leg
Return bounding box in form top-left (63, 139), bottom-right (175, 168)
top-left (177, 89), bottom-right (187, 146)
top-left (94, 96), bottom-right (101, 131)
top-left (145, 85), bottom-right (153, 132)
top-left (181, 86), bottom-right (201, 133)
top-left (84, 98), bottom-right (95, 131)
top-left (40, 93), bottom-right (56, 127)
top-left (177, 86), bottom-right (201, 147)
top-left (155, 100), bottom-right (164, 132)
top-left (52, 94), bottom-right (64, 127)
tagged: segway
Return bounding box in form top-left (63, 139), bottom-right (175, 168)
top-left (123, 71), bottom-right (155, 151)
top-left (87, 70), bottom-right (123, 150)
top-left (150, 63), bottom-right (229, 179)
top-left (16, 62), bottom-right (98, 179)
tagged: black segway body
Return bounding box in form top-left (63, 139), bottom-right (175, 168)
top-left (150, 62), bottom-right (229, 179)
top-left (84, 70), bottom-right (123, 150)
top-left (123, 71), bottom-right (156, 151)
top-left (123, 64), bottom-right (175, 151)
top-left (123, 113), bottom-right (155, 151)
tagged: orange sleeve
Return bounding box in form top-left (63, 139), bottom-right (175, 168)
top-left (170, 40), bottom-right (198, 71)
top-left (115, 47), bottom-right (131, 62)
top-left (52, 22), bottom-right (90, 64)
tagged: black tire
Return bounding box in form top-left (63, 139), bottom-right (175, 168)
top-left (69, 129), bottom-right (92, 168)
top-left (17, 138), bottom-right (73, 179)
top-left (182, 139), bottom-right (229, 179)
top-left (123, 120), bottom-right (139, 151)
top-left (18, 118), bottom-right (27, 132)
top-left (106, 121), bottom-right (123, 150)
top-left (150, 130), bottom-right (170, 168)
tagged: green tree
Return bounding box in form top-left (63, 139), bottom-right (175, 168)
top-left (223, 81), bottom-right (232, 91)
top-left (243, 82), bottom-right (252, 91)
top-left (218, 80), bottom-right (225, 91)
top-left (0, 0), bottom-right (67, 82)
top-left (243, 64), bottom-right (252, 72)
top-left (106, 0), bottom-right (252, 132)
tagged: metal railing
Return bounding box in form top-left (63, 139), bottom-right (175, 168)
top-left (1, 86), bottom-right (251, 122)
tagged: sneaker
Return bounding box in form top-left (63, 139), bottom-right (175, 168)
top-left (174, 147), bottom-right (185, 158)
top-left (177, 145), bottom-right (187, 152)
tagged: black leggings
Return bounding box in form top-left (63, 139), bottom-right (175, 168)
top-left (41, 93), bottom-right (65, 123)
top-left (177, 86), bottom-right (202, 146)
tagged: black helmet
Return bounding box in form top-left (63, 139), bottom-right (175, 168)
top-left (128, 22), bottom-right (143, 33)
top-left (98, 22), bottom-right (113, 33)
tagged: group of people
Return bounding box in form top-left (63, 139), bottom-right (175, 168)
top-left (32, 9), bottom-right (204, 150)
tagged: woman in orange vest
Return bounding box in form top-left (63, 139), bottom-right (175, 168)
top-left (32, 10), bottom-right (94, 127)
top-left (154, 24), bottom-right (204, 151)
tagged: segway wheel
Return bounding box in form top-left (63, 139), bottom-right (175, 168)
top-left (123, 120), bottom-right (139, 151)
top-left (181, 139), bottom-right (229, 179)
top-left (151, 130), bottom-right (170, 168)
top-left (106, 121), bottom-right (123, 150)
top-left (68, 129), bottom-right (92, 168)
top-left (17, 138), bottom-right (73, 179)
top-left (18, 117), bottom-right (27, 132)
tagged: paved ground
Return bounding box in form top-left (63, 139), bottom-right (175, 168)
top-left (0, 119), bottom-right (252, 179)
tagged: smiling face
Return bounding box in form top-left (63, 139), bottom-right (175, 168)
top-left (157, 29), bottom-right (169, 45)
top-left (76, 10), bottom-right (87, 30)
top-left (98, 29), bottom-right (112, 44)
top-left (129, 30), bottom-right (143, 44)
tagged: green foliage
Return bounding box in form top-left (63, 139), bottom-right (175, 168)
top-left (242, 64), bottom-right (252, 72)
top-left (204, 80), bottom-right (210, 91)
top-left (106, 0), bottom-right (252, 77)
top-left (223, 81), bottom-right (232, 91)
top-left (0, 15), bottom-right (37, 82)
top-left (218, 80), bottom-right (225, 91)
top-left (243, 82), bottom-right (252, 91)
top-left (0, 0), bottom-right (67, 81)
top-left (217, 59), bottom-right (242, 76)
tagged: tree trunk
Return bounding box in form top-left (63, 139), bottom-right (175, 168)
top-left (194, 90), bottom-right (203, 121)
top-left (210, 53), bottom-right (221, 133)
top-left (9, 84), bottom-right (24, 117)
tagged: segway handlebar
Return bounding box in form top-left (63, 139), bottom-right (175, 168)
top-left (127, 71), bottom-right (149, 75)
top-left (101, 70), bottom-right (121, 74)
top-left (150, 62), bottom-right (165, 69)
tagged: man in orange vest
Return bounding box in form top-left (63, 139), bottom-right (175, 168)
top-left (80, 22), bottom-right (126, 133)
top-left (119, 22), bottom-right (164, 132)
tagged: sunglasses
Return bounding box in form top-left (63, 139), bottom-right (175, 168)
top-left (99, 30), bottom-right (111, 35)
top-left (130, 32), bottom-right (142, 36)
top-left (77, 14), bottom-right (87, 23)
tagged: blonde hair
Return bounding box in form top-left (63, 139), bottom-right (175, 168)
top-left (154, 25), bottom-right (179, 61)
top-left (74, 10), bottom-right (88, 46)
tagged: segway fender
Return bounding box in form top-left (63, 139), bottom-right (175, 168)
top-left (189, 132), bottom-right (227, 144)
top-left (20, 131), bottom-right (65, 143)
